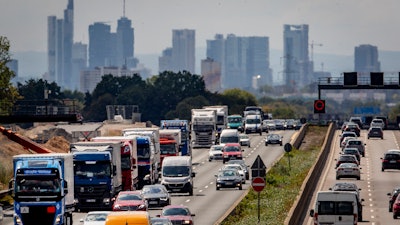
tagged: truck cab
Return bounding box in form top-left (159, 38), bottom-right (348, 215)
top-left (161, 156), bottom-right (195, 196)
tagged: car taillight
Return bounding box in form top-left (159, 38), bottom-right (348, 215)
top-left (383, 160), bottom-right (389, 163)
top-left (396, 202), bottom-right (400, 207)
top-left (354, 214), bottom-right (358, 225)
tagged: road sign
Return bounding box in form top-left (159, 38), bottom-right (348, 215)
top-left (251, 177), bottom-right (265, 192)
top-left (251, 155), bottom-right (267, 178)
top-left (314, 100), bottom-right (325, 113)
top-left (284, 143), bottom-right (292, 153)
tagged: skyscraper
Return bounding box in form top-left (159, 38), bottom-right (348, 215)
top-left (88, 22), bottom-right (112, 69)
top-left (116, 17), bottom-right (134, 68)
top-left (172, 29), bottom-right (195, 74)
top-left (354, 44), bottom-right (380, 73)
top-left (283, 24), bottom-right (312, 90)
top-left (47, 0), bottom-right (74, 90)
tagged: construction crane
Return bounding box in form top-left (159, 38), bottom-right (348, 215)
top-left (310, 40), bottom-right (323, 62)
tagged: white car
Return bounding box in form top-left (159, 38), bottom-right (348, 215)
top-left (80, 211), bottom-right (111, 225)
top-left (239, 134), bottom-right (251, 147)
top-left (208, 145), bottom-right (224, 161)
top-left (336, 163), bottom-right (361, 180)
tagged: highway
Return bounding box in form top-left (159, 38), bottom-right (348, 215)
top-left (1, 129), bottom-right (297, 225)
top-left (303, 128), bottom-right (400, 225)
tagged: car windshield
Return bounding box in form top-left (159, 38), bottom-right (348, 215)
top-left (85, 213), bottom-right (109, 221)
top-left (224, 146), bottom-right (240, 152)
top-left (117, 193), bottom-right (142, 201)
top-left (142, 186), bottom-right (164, 194)
top-left (163, 208), bottom-right (190, 216)
top-left (219, 170), bottom-right (236, 177)
top-left (269, 134), bottom-right (279, 139)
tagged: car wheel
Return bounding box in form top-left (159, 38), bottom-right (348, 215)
top-left (209, 158), bottom-right (212, 162)
top-left (216, 186), bottom-right (219, 191)
top-left (280, 143), bottom-right (282, 146)
top-left (393, 213), bottom-right (397, 219)
top-left (382, 167), bottom-right (384, 172)
top-left (189, 188), bottom-right (193, 196)
top-left (390, 205), bottom-right (393, 212)
top-left (239, 185), bottom-right (242, 190)
top-left (357, 176), bottom-right (360, 180)
top-left (336, 176), bottom-right (339, 180)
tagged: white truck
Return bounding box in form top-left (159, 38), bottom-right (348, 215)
top-left (203, 105), bottom-right (228, 134)
top-left (122, 127), bottom-right (161, 183)
top-left (191, 108), bottom-right (217, 148)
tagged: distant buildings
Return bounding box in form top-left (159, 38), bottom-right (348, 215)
top-left (159, 29), bottom-right (195, 74)
top-left (354, 44), bottom-right (380, 73)
top-left (203, 34), bottom-right (272, 91)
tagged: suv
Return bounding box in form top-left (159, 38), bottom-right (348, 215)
top-left (345, 139), bottom-right (366, 157)
top-left (349, 116), bottom-right (363, 129)
top-left (381, 150), bottom-right (400, 171)
top-left (368, 126), bottom-right (383, 139)
top-left (222, 143), bottom-right (244, 163)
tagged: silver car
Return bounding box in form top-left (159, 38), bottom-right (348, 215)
top-left (239, 134), bottom-right (251, 147)
top-left (336, 163), bottom-right (361, 180)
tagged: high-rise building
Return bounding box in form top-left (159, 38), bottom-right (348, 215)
top-left (88, 22), bottom-right (112, 69)
top-left (354, 44), bottom-right (380, 73)
top-left (47, 0), bottom-right (74, 90)
top-left (205, 34), bottom-right (272, 90)
top-left (116, 17), bottom-right (134, 68)
top-left (159, 48), bottom-right (173, 73)
top-left (283, 24), bottom-right (312, 90)
top-left (172, 29), bottom-right (195, 74)
top-left (72, 42), bottom-right (88, 91)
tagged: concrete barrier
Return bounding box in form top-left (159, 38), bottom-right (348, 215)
top-left (284, 122), bottom-right (337, 225)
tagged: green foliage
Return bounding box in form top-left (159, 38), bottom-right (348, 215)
top-left (221, 126), bottom-right (326, 225)
top-left (221, 88), bottom-right (258, 115)
top-left (17, 78), bottom-right (64, 101)
top-left (0, 36), bottom-right (20, 115)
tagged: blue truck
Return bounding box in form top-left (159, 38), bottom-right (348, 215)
top-left (10, 153), bottom-right (74, 225)
top-left (160, 120), bottom-right (191, 156)
top-left (69, 141), bottom-right (122, 211)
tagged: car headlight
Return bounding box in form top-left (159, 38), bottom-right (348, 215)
top-left (113, 204), bottom-right (120, 210)
top-left (183, 220), bottom-right (191, 224)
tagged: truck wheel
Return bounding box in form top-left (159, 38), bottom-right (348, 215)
top-left (189, 188), bottom-right (193, 196)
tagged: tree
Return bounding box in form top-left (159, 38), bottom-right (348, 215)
top-left (0, 36), bottom-right (20, 115)
top-left (17, 78), bottom-right (64, 101)
top-left (221, 88), bottom-right (257, 115)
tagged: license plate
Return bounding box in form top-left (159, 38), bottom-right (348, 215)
top-left (172, 189), bottom-right (180, 192)
top-left (149, 201), bottom-right (158, 204)
top-left (391, 160), bottom-right (397, 163)
top-left (225, 182), bottom-right (233, 185)
top-left (86, 199), bottom-right (96, 202)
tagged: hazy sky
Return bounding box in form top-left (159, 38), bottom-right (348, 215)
top-left (1, 0), bottom-right (399, 56)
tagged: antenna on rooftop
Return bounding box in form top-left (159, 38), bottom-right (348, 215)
top-left (123, 0), bottom-right (126, 17)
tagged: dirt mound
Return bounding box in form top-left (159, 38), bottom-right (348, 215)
top-left (44, 136), bottom-right (70, 153)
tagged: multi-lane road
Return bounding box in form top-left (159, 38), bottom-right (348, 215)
top-left (2, 129), bottom-right (297, 225)
top-left (303, 128), bottom-right (400, 225)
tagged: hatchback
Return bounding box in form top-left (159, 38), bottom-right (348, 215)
top-left (239, 134), bottom-right (251, 147)
top-left (342, 147), bottom-right (361, 163)
top-left (340, 132), bottom-right (357, 147)
top-left (336, 163), bottom-right (361, 180)
top-left (335, 154), bottom-right (359, 168)
top-left (222, 143), bottom-right (243, 163)
top-left (368, 127), bottom-right (383, 139)
top-left (381, 151), bottom-right (400, 171)
top-left (345, 139), bottom-right (366, 157)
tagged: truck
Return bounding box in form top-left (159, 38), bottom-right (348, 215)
top-left (69, 141), bottom-right (122, 211)
top-left (10, 153), bottom-right (74, 225)
top-left (191, 109), bottom-right (217, 148)
top-left (160, 156), bottom-right (195, 196)
top-left (202, 105), bottom-right (228, 135)
top-left (122, 128), bottom-right (161, 186)
top-left (159, 129), bottom-right (182, 165)
top-left (91, 136), bottom-right (139, 191)
top-left (160, 120), bottom-right (191, 156)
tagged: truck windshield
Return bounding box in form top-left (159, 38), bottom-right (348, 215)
top-left (16, 176), bottom-right (61, 195)
top-left (137, 144), bottom-right (151, 159)
top-left (220, 136), bottom-right (239, 144)
top-left (246, 119), bottom-right (261, 124)
top-left (121, 155), bottom-right (131, 170)
top-left (74, 161), bottom-right (111, 177)
top-left (228, 117), bottom-right (241, 123)
top-left (193, 125), bottom-right (214, 131)
top-left (160, 144), bottom-right (176, 154)
top-left (163, 166), bottom-right (190, 177)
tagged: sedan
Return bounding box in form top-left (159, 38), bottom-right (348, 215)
top-left (220, 164), bottom-right (246, 184)
top-left (79, 211), bottom-right (110, 225)
top-left (239, 134), bottom-right (251, 147)
top-left (265, 133), bottom-right (282, 146)
top-left (215, 169), bottom-right (243, 190)
top-left (336, 163), bottom-right (361, 180)
top-left (141, 184), bottom-right (171, 208)
top-left (208, 145), bottom-right (223, 161)
top-left (157, 205), bottom-right (195, 225)
top-left (112, 191), bottom-right (148, 211)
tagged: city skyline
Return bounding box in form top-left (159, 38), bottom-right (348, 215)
top-left (1, 0), bottom-right (400, 56)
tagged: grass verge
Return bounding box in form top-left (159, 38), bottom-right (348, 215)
top-left (221, 125), bottom-right (327, 225)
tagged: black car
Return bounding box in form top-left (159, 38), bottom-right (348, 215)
top-left (215, 169), bottom-right (243, 190)
top-left (368, 127), bottom-right (383, 139)
top-left (141, 184), bottom-right (171, 208)
top-left (381, 150), bottom-right (400, 172)
top-left (265, 134), bottom-right (283, 146)
top-left (388, 187), bottom-right (400, 212)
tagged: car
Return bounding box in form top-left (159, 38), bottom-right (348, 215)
top-left (349, 116), bottom-right (363, 129)
top-left (340, 136), bottom-right (356, 149)
top-left (265, 133), bottom-right (283, 146)
top-left (284, 119), bottom-right (296, 130)
top-left (342, 147), bottom-right (361, 163)
top-left (238, 134), bottom-right (251, 147)
top-left (112, 191), bottom-right (148, 211)
top-left (345, 139), bottom-right (366, 157)
top-left (227, 159), bottom-right (250, 180)
top-left (343, 122), bottom-right (361, 136)
top-left (150, 217), bottom-right (173, 225)
top-left (335, 154), bottom-right (359, 168)
top-left (215, 168), bottom-right (243, 190)
top-left (381, 150), bottom-right (400, 171)
top-left (368, 126), bottom-right (383, 139)
top-left (79, 211), bottom-right (110, 225)
top-left (208, 145), bottom-right (224, 161)
top-left (222, 143), bottom-right (243, 163)
top-left (220, 164), bottom-right (246, 184)
top-left (370, 118), bottom-right (385, 129)
top-left (374, 115), bottom-right (388, 129)
top-left (336, 163), bottom-right (361, 180)
top-left (387, 187), bottom-right (400, 212)
top-left (274, 119), bottom-right (285, 130)
top-left (141, 184), bottom-right (171, 208)
top-left (340, 131), bottom-right (357, 147)
top-left (157, 205), bottom-right (195, 225)
top-left (393, 194), bottom-right (400, 219)
top-left (264, 120), bottom-right (276, 130)
top-left (328, 182), bottom-right (364, 222)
